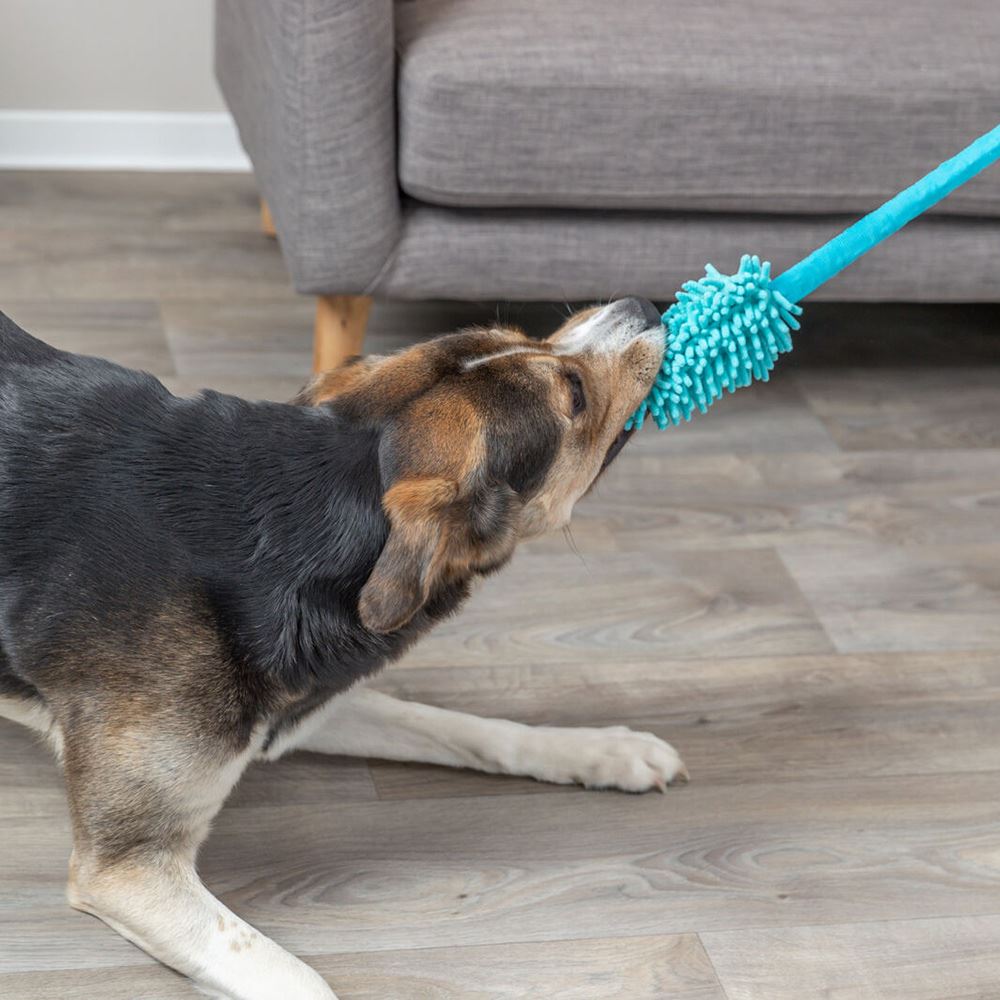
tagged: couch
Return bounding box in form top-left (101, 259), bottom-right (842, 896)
top-left (215, 0), bottom-right (1000, 369)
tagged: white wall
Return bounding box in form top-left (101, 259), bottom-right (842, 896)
top-left (0, 0), bottom-right (222, 111)
top-left (0, 0), bottom-right (248, 169)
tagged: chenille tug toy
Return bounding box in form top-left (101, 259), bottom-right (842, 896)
top-left (628, 123), bottom-right (1000, 431)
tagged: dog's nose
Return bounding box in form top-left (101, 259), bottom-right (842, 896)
top-left (630, 297), bottom-right (663, 328)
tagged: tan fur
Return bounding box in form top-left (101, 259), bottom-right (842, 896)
top-left (359, 468), bottom-right (522, 634)
top-left (402, 390), bottom-right (487, 482)
top-left (22, 595), bottom-right (277, 871)
top-left (299, 325), bottom-right (529, 410)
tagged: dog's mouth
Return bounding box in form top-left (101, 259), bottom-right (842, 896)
top-left (599, 426), bottom-right (635, 473)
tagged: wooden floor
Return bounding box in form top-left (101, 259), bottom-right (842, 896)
top-left (2, 172), bottom-right (1000, 1000)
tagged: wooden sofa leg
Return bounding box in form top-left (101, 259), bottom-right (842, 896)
top-left (260, 199), bottom-right (277, 237)
top-left (313, 295), bottom-right (373, 372)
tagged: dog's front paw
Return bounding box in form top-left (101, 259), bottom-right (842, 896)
top-left (524, 725), bottom-right (688, 793)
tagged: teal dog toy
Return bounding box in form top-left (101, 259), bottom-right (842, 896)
top-left (630, 123), bottom-right (1000, 431)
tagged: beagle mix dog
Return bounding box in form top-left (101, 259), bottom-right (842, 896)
top-left (0, 299), bottom-right (686, 1000)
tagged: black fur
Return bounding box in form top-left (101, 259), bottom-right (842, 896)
top-left (0, 311), bottom-right (513, 718)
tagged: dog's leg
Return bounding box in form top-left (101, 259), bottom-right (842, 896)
top-left (264, 686), bottom-right (687, 793)
top-left (59, 702), bottom-right (337, 1000)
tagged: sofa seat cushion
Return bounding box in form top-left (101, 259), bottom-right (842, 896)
top-left (396, 0), bottom-right (1000, 215)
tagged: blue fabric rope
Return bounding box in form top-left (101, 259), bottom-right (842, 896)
top-left (772, 123), bottom-right (1000, 304)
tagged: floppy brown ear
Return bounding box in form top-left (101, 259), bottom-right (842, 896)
top-left (359, 476), bottom-right (521, 634)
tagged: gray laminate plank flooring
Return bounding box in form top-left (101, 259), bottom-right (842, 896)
top-left (2, 172), bottom-right (999, 999)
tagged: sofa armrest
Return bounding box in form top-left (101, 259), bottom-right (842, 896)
top-left (215, 0), bottom-right (399, 294)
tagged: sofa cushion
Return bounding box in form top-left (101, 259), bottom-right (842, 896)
top-left (396, 0), bottom-right (1000, 216)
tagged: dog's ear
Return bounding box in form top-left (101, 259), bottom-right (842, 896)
top-left (359, 474), bottom-right (521, 634)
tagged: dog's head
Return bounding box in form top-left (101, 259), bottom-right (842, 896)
top-left (297, 297), bottom-right (663, 633)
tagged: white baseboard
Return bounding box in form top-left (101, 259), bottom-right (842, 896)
top-left (0, 110), bottom-right (252, 171)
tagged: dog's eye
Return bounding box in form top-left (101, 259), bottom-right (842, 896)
top-left (565, 370), bottom-right (587, 417)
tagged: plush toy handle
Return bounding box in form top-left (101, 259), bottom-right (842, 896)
top-left (772, 122), bottom-right (1000, 305)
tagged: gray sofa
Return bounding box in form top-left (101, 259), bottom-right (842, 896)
top-left (215, 0), bottom-right (999, 364)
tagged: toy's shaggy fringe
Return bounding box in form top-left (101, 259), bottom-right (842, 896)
top-left (628, 256), bottom-right (801, 431)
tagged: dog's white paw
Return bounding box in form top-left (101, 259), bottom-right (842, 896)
top-left (522, 725), bottom-right (688, 793)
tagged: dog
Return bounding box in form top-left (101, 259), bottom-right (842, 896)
top-left (0, 298), bottom-right (686, 1000)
